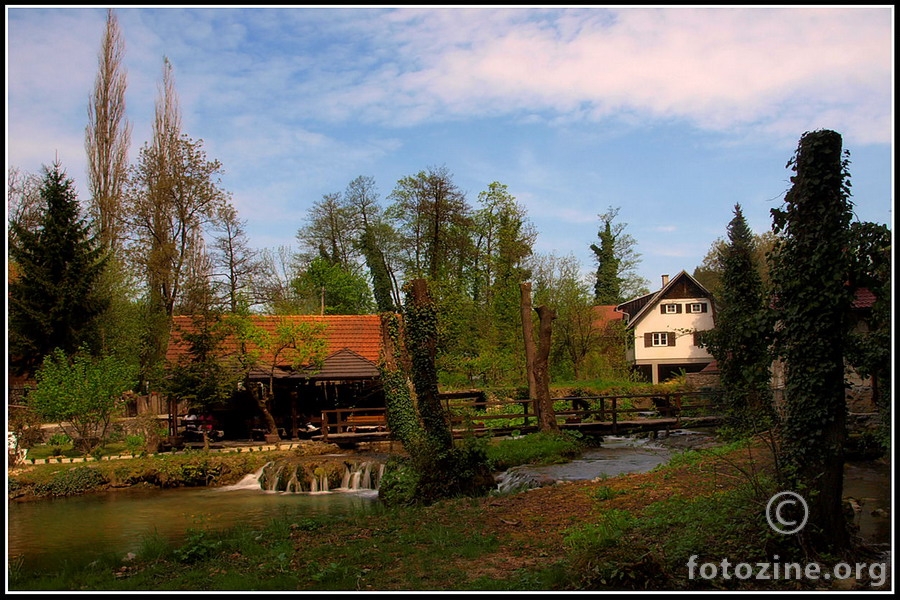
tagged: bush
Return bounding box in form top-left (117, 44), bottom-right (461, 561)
top-left (32, 466), bottom-right (107, 497)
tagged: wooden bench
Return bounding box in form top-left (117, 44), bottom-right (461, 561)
top-left (345, 414), bottom-right (387, 433)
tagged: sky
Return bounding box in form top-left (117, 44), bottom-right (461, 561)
top-left (6, 6), bottom-right (894, 295)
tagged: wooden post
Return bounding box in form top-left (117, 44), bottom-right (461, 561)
top-left (520, 282), bottom-right (539, 422)
top-left (611, 397), bottom-right (618, 434)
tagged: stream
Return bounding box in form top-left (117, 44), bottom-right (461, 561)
top-left (7, 430), bottom-right (892, 575)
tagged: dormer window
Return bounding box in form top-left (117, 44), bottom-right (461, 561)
top-left (662, 303), bottom-right (682, 314)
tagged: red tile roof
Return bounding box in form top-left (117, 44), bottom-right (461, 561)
top-left (166, 314), bottom-right (384, 369)
top-left (852, 287), bottom-right (876, 310)
top-left (592, 305), bottom-right (625, 328)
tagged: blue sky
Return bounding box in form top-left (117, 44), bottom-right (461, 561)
top-left (6, 6), bottom-right (894, 293)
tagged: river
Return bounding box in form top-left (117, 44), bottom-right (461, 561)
top-left (7, 431), bottom-right (892, 574)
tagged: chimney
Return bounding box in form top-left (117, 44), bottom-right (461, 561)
top-left (661, 274), bottom-right (669, 287)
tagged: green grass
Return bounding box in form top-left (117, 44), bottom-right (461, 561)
top-left (484, 430), bottom-right (588, 471)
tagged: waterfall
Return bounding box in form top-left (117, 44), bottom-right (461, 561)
top-left (229, 458), bottom-right (383, 494)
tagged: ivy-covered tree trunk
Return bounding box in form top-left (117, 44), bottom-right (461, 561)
top-left (533, 305), bottom-right (559, 432)
top-left (379, 312), bottom-right (423, 447)
top-left (770, 129), bottom-right (854, 554)
top-left (406, 279), bottom-right (452, 450)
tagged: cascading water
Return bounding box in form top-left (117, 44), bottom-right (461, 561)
top-left (248, 457), bottom-right (384, 493)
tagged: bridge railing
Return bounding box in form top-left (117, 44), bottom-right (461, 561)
top-left (319, 390), bottom-right (722, 440)
top-left (553, 390), bottom-right (721, 427)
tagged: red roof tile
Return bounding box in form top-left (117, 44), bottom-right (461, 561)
top-left (852, 287), bottom-right (876, 310)
top-left (166, 314), bottom-right (384, 368)
top-left (592, 305), bottom-right (625, 328)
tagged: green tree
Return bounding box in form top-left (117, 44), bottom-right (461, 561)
top-left (698, 204), bottom-right (773, 430)
top-left (387, 165), bottom-right (472, 283)
top-left (345, 175), bottom-right (400, 312)
top-left (844, 221), bottom-right (891, 448)
top-left (377, 280), bottom-right (494, 506)
top-left (292, 256), bottom-right (375, 315)
top-left (590, 207), bottom-right (649, 304)
top-left (228, 315), bottom-right (329, 438)
top-left (124, 58), bottom-right (229, 388)
top-left (165, 312), bottom-right (241, 413)
top-left (8, 162), bottom-right (109, 375)
top-left (769, 129), bottom-right (854, 554)
top-left (693, 230), bottom-right (776, 301)
top-left (29, 347), bottom-right (134, 452)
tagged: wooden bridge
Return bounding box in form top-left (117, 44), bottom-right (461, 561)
top-left (315, 391), bottom-right (723, 446)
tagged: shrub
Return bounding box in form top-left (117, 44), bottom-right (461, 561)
top-left (32, 465), bottom-right (107, 497)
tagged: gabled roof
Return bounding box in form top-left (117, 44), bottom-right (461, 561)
top-left (615, 270), bottom-right (714, 328)
top-left (166, 314), bottom-right (383, 378)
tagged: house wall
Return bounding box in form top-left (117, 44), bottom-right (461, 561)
top-left (630, 297), bottom-right (715, 384)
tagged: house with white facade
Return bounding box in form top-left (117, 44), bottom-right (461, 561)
top-left (615, 270), bottom-right (716, 384)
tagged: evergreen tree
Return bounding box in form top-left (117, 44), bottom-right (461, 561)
top-left (698, 204), bottom-right (773, 429)
top-left (591, 219), bottom-right (620, 304)
top-left (9, 162), bottom-right (109, 374)
top-left (590, 206), bottom-right (648, 304)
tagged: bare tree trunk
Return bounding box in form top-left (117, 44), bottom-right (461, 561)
top-left (534, 305), bottom-right (559, 432)
top-left (520, 282), bottom-right (539, 422)
top-left (252, 380), bottom-right (280, 439)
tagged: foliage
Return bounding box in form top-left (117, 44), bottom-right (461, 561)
top-left (7, 405), bottom-right (45, 452)
top-left (403, 279), bottom-right (453, 450)
top-left (697, 204), bottom-right (774, 432)
top-left (291, 255), bottom-right (374, 314)
top-left (8, 161), bottom-right (110, 376)
top-left (590, 206), bottom-right (650, 304)
top-left (164, 312), bottom-right (242, 412)
top-left (28, 347), bottom-right (135, 452)
top-left (379, 437), bottom-right (495, 507)
top-left (843, 221), bottom-right (892, 450)
top-left (769, 129), bottom-right (855, 553)
top-left (31, 466), bottom-right (108, 497)
top-left (486, 431), bottom-right (586, 472)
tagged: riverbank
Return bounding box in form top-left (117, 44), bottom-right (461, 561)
top-left (8, 434), bottom-right (891, 591)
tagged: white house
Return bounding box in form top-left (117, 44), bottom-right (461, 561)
top-left (615, 271), bottom-right (716, 384)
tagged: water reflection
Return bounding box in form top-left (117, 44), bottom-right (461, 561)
top-left (7, 484), bottom-right (380, 573)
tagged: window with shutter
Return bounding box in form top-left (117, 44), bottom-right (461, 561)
top-left (651, 332), bottom-right (669, 347)
top-left (689, 303), bottom-right (707, 313)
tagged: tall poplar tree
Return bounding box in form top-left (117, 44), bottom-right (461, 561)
top-left (769, 129), bottom-right (854, 553)
top-left (85, 7), bottom-right (130, 253)
top-left (9, 162), bottom-right (109, 374)
top-left (124, 57), bottom-right (229, 388)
